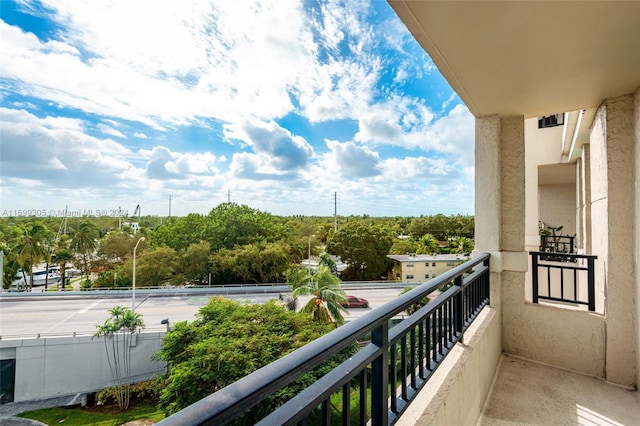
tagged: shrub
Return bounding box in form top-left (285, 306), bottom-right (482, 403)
top-left (400, 286), bottom-right (431, 315)
top-left (98, 378), bottom-right (163, 406)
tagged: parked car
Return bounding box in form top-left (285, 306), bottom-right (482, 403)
top-left (341, 295), bottom-right (369, 308)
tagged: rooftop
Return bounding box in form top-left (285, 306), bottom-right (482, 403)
top-left (387, 253), bottom-right (469, 262)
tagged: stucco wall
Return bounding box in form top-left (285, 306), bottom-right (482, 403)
top-left (634, 87), bottom-right (640, 390)
top-left (590, 94), bottom-right (636, 387)
top-left (538, 183), bottom-right (576, 236)
top-left (0, 332), bottom-right (166, 402)
top-left (397, 306), bottom-right (502, 426)
top-left (524, 118), bottom-right (566, 249)
top-left (501, 298), bottom-right (605, 376)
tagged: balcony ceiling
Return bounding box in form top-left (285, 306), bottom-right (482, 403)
top-left (388, 1), bottom-right (640, 118)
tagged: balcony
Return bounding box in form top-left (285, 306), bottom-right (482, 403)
top-left (478, 355), bottom-right (640, 426)
top-left (158, 253), bottom-right (492, 425)
top-left (158, 249), bottom-right (639, 425)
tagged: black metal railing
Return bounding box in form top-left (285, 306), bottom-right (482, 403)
top-left (540, 234), bottom-right (575, 254)
top-left (530, 251), bottom-right (596, 311)
top-left (158, 253), bottom-right (491, 426)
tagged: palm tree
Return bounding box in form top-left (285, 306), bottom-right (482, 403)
top-left (55, 249), bottom-right (74, 291)
top-left (291, 265), bottom-right (348, 326)
top-left (14, 222), bottom-right (53, 291)
top-left (71, 221), bottom-right (98, 283)
top-left (94, 306), bottom-right (145, 411)
top-left (417, 233), bottom-right (439, 255)
top-left (449, 236), bottom-right (474, 255)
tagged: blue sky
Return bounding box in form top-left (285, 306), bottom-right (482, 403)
top-left (0, 0), bottom-right (474, 218)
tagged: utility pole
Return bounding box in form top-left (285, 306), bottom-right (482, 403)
top-left (228, 189), bottom-right (231, 203)
top-left (334, 192), bottom-right (337, 232)
top-left (168, 195), bottom-right (172, 217)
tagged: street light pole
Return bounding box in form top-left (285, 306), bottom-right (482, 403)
top-left (308, 236), bottom-right (312, 282)
top-left (132, 237), bottom-right (145, 313)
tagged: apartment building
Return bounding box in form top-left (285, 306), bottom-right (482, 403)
top-left (387, 254), bottom-right (468, 283)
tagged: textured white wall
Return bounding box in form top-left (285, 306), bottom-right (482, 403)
top-left (590, 94), bottom-right (636, 387)
top-left (538, 183), bottom-right (576, 236)
top-left (523, 119), bottom-right (566, 249)
top-left (397, 307), bottom-right (502, 426)
top-left (634, 87), bottom-right (640, 390)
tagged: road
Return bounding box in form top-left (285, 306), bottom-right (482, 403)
top-left (0, 288), bottom-right (404, 339)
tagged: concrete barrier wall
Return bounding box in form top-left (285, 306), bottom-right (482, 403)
top-left (396, 306), bottom-right (502, 426)
top-left (0, 332), bottom-right (166, 402)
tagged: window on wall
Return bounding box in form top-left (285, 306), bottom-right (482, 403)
top-left (538, 113), bottom-right (564, 128)
top-left (406, 264), bottom-right (414, 268)
top-left (432, 262), bottom-right (436, 267)
top-left (425, 274), bottom-right (429, 279)
top-left (406, 275), bottom-right (414, 279)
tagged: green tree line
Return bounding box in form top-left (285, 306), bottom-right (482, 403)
top-left (1, 204), bottom-right (474, 289)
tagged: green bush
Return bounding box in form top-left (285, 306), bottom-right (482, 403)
top-left (98, 378), bottom-right (163, 406)
top-left (400, 286), bottom-right (431, 315)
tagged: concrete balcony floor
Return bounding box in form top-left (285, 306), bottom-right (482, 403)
top-left (479, 355), bottom-right (640, 426)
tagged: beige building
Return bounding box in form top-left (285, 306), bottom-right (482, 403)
top-left (388, 1), bottom-right (640, 424)
top-left (387, 254), bottom-right (468, 283)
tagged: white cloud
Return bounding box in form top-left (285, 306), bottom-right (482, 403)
top-left (97, 123), bottom-right (125, 138)
top-left (141, 146), bottom-right (220, 180)
top-left (0, 107), bottom-right (136, 186)
top-left (0, 0), bottom-right (475, 217)
top-left (224, 119), bottom-right (313, 172)
top-left (323, 140), bottom-right (382, 178)
top-left (228, 152), bottom-right (298, 181)
top-left (354, 100), bottom-right (474, 166)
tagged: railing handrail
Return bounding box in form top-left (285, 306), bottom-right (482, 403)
top-left (0, 328), bottom-right (168, 341)
top-left (539, 235), bottom-right (576, 253)
top-left (158, 252), bottom-right (491, 426)
top-left (530, 251), bottom-right (597, 311)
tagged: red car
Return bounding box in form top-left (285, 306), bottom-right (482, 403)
top-left (342, 296), bottom-right (369, 308)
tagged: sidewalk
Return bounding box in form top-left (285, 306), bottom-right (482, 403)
top-left (0, 394), bottom-right (86, 425)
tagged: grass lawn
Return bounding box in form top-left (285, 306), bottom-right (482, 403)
top-left (17, 403), bottom-right (165, 426)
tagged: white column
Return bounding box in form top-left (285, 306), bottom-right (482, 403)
top-left (634, 88), bottom-right (640, 389)
top-left (475, 115), bottom-right (526, 315)
top-left (590, 94), bottom-right (636, 387)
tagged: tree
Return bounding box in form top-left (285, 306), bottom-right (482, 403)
top-left (54, 249), bottom-right (74, 291)
top-left (399, 286), bottom-right (431, 315)
top-left (152, 214), bottom-right (207, 252)
top-left (96, 231), bottom-right (137, 270)
top-left (1, 223), bottom-right (25, 289)
top-left (326, 221), bottom-right (393, 280)
top-left (14, 222), bottom-right (54, 290)
top-left (205, 203), bottom-right (288, 250)
top-left (290, 266), bottom-right (348, 326)
top-left (94, 306), bottom-right (145, 411)
top-left (417, 233), bottom-right (439, 255)
top-left (180, 241), bottom-right (211, 285)
top-left (210, 241), bottom-right (293, 284)
top-left (449, 236), bottom-right (474, 254)
top-left (389, 238), bottom-right (418, 255)
top-left (155, 297), bottom-right (340, 418)
top-left (134, 246), bottom-right (177, 287)
top-left (71, 221), bottom-right (99, 282)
